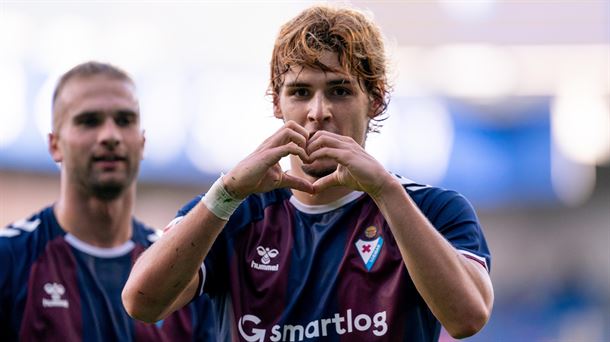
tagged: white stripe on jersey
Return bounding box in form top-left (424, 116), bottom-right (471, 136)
top-left (459, 250), bottom-right (489, 272)
top-left (391, 173), bottom-right (428, 191)
top-left (0, 228), bottom-right (21, 237)
top-left (65, 233), bottom-right (135, 258)
top-left (290, 191), bottom-right (364, 214)
top-left (10, 218), bottom-right (42, 232)
top-left (164, 216), bottom-right (185, 233)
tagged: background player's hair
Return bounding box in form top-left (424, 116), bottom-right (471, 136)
top-left (269, 4), bottom-right (390, 133)
top-left (51, 61), bottom-right (135, 132)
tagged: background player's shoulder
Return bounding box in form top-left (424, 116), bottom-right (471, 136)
top-left (176, 194), bottom-right (205, 218)
top-left (0, 206), bottom-right (62, 277)
top-left (1, 206), bottom-right (56, 241)
top-left (131, 218), bottom-right (163, 246)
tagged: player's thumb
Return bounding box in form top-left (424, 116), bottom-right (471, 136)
top-left (312, 173), bottom-right (341, 194)
top-left (281, 173), bottom-right (315, 194)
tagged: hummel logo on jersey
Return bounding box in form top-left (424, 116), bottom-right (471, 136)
top-left (251, 246), bottom-right (279, 272)
top-left (355, 226), bottom-right (384, 271)
top-left (42, 282), bottom-right (69, 308)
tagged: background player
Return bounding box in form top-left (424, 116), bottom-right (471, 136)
top-left (0, 61), bottom-right (215, 341)
top-left (123, 5), bottom-right (494, 341)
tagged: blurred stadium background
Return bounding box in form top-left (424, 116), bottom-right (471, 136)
top-left (1, 1), bottom-right (608, 340)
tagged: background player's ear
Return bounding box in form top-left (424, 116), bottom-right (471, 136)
top-left (140, 129), bottom-right (146, 160)
top-left (48, 132), bottom-right (63, 163)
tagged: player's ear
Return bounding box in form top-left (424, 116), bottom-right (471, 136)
top-left (48, 132), bottom-right (63, 163)
top-left (367, 97), bottom-right (383, 119)
top-left (273, 94), bottom-right (284, 120)
top-left (140, 129), bottom-right (146, 160)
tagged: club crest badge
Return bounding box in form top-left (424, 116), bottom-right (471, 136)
top-left (355, 226), bottom-right (384, 271)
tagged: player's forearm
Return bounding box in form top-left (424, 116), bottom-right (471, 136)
top-left (370, 178), bottom-right (493, 338)
top-left (122, 202), bottom-right (226, 322)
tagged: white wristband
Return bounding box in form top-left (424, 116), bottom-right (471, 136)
top-left (201, 175), bottom-right (243, 221)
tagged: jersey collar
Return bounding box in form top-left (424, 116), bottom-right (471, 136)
top-left (65, 233), bottom-right (135, 258)
top-left (289, 191), bottom-right (364, 214)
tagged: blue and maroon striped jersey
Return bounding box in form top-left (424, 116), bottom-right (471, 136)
top-left (173, 174), bottom-right (491, 342)
top-left (0, 206), bottom-right (217, 342)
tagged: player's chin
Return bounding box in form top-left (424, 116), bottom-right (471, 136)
top-left (90, 181), bottom-right (126, 200)
top-left (301, 160), bottom-right (337, 179)
top-left (90, 174), bottom-right (133, 200)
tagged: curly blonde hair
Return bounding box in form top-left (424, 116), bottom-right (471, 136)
top-left (269, 5), bottom-right (390, 133)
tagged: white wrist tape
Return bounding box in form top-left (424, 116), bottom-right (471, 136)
top-left (201, 175), bottom-right (243, 221)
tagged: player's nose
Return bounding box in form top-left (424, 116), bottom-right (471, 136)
top-left (98, 118), bottom-right (122, 148)
top-left (307, 92), bottom-right (331, 124)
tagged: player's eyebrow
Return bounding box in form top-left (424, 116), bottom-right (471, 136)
top-left (284, 78), bottom-right (353, 88)
top-left (74, 109), bottom-right (137, 117)
top-left (284, 82), bottom-right (310, 88)
top-left (73, 110), bottom-right (102, 120)
top-left (327, 78), bottom-right (353, 86)
top-left (115, 110), bottom-right (138, 118)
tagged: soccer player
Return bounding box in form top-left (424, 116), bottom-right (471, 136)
top-left (123, 5), bottom-right (494, 341)
top-left (0, 62), bottom-right (216, 341)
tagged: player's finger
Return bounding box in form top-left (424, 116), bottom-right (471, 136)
top-left (307, 147), bottom-right (347, 165)
top-left (307, 130), bottom-right (350, 145)
top-left (255, 122), bottom-right (309, 153)
top-left (272, 126), bottom-right (309, 150)
top-left (306, 133), bottom-right (352, 155)
top-left (266, 142), bottom-right (310, 164)
top-left (281, 173), bottom-right (314, 194)
top-left (312, 173), bottom-right (341, 193)
top-left (284, 120), bottom-right (309, 139)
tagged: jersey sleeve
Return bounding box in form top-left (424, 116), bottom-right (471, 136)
top-left (418, 188), bottom-right (491, 272)
top-left (0, 234), bottom-right (16, 339)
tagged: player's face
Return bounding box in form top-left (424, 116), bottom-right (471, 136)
top-left (274, 51), bottom-right (375, 178)
top-left (50, 75), bottom-right (144, 200)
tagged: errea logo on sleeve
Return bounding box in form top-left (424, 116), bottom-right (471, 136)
top-left (250, 246), bottom-right (279, 272)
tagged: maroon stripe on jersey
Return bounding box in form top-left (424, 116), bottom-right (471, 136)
top-left (337, 198), bottom-right (407, 341)
top-left (230, 200), bottom-right (295, 332)
top-left (20, 237), bottom-right (83, 341)
top-left (461, 252), bottom-right (488, 270)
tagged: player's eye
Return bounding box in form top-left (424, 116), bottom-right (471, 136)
top-left (75, 113), bottom-right (102, 127)
top-left (289, 88), bottom-right (310, 98)
top-left (115, 112), bottom-right (137, 127)
top-left (331, 87), bottom-right (351, 97)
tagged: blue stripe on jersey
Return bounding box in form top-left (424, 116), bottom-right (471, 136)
top-left (72, 247), bottom-right (133, 342)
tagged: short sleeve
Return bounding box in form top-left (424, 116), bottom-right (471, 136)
top-left (418, 188), bottom-right (491, 272)
top-left (0, 235), bottom-right (15, 339)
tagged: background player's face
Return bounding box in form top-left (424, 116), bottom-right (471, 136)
top-left (49, 75), bottom-right (144, 200)
top-left (274, 51), bottom-right (376, 178)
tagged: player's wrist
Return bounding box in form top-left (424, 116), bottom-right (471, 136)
top-left (368, 171), bottom-right (402, 201)
top-left (201, 175), bottom-right (245, 221)
top-left (221, 173), bottom-right (247, 200)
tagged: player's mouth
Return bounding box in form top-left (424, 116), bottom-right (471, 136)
top-left (92, 154), bottom-right (127, 169)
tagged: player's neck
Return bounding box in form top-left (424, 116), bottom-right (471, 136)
top-left (292, 186), bottom-right (353, 206)
top-left (55, 183), bottom-right (135, 248)
top-left (287, 167), bottom-right (353, 205)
